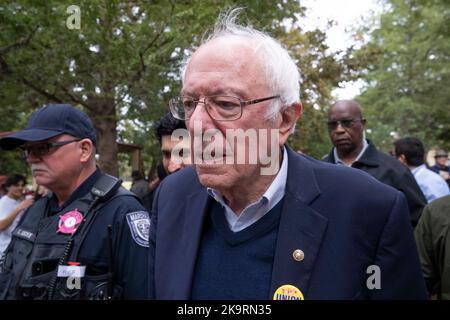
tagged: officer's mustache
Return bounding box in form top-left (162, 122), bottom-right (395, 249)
top-left (31, 164), bottom-right (48, 172)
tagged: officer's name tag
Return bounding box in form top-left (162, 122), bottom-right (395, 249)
top-left (57, 265), bottom-right (86, 278)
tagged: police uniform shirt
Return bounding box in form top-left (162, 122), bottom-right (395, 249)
top-left (47, 169), bottom-right (149, 299)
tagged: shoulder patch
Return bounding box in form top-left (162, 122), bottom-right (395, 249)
top-left (126, 211), bottom-right (150, 247)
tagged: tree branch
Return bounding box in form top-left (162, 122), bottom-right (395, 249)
top-left (3, 55), bottom-right (92, 110)
top-left (59, 84), bottom-right (93, 111)
top-left (20, 78), bottom-right (64, 103)
top-left (0, 26), bottom-right (39, 55)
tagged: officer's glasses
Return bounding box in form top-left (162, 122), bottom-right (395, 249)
top-left (168, 95), bottom-right (280, 121)
top-left (21, 139), bottom-right (82, 158)
top-left (327, 118), bottom-right (365, 131)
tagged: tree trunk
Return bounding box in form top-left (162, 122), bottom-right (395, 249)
top-left (86, 96), bottom-right (118, 177)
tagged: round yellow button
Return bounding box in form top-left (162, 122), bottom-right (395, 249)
top-left (273, 284), bottom-right (304, 300)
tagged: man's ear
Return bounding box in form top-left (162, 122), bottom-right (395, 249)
top-left (279, 102), bottom-right (302, 145)
top-left (79, 139), bottom-right (94, 163)
top-left (361, 118), bottom-right (367, 127)
top-left (397, 154), bottom-right (407, 165)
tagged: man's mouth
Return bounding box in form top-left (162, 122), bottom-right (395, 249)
top-left (335, 139), bottom-right (351, 145)
top-left (32, 168), bottom-right (47, 174)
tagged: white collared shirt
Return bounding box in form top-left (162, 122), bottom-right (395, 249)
top-left (207, 146), bottom-right (288, 232)
top-left (0, 196), bottom-right (22, 256)
top-left (412, 164), bottom-right (450, 203)
top-left (333, 139), bottom-right (369, 166)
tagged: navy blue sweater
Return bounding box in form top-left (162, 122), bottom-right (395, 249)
top-left (191, 198), bottom-right (283, 299)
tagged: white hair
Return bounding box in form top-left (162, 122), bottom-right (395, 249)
top-left (181, 7), bottom-right (300, 119)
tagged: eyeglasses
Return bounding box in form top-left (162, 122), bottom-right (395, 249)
top-left (168, 95), bottom-right (281, 121)
top-left (21, 139), bottom-right (81, 158)
top-left (327, 118), bottom-right (365, 131)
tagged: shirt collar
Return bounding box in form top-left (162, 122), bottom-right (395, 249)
top-left (333, 139), bottom-right (369, 166)
top-left (412, 164), bottom-right (426, 175)
top-left (262, 145), bottom-right (288, 210)
top-left (207, 146), bottom-right (288, 232)
top-left (49, 168), bottom-right (102, 214)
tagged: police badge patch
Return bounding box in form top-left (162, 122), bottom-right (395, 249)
top-left (126, 211), bottom-right (150, 247)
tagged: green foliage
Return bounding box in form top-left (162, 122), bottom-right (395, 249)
top-left (281, 27), bottom-right (345, 157)
top-left (351, 0), bottom-right (450, 152)
top-left (0, 150), bottom-right (28, 176)
top-left (0, 0), bottom-right (347, 172)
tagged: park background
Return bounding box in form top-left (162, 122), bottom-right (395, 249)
top-left (0, 0), bottom-right (448, 182)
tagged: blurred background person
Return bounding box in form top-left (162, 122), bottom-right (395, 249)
top-left (130, 170), bottom-right (149, 200)
top-left (142, 112), bottom-right (188, 212)
top-left (324, 100), bottom-right (427, 227)
top-left (0, 176), bottom-right (7, 199)
top-left (430, 149), bottom-right (450, 188)
top-left (0, 174), bottom-right (34, 257)
top-left (415, 194), bottom-right (450, 299)
top-left (394, 137), bottom-right (449, 203)
top-left (32, 184), bottom-right (49, 201)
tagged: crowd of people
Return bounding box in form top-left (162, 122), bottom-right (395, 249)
top-left (0, 9), bottom-right (449, 300)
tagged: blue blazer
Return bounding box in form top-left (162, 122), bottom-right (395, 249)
top-left (149, 147), bottom-right (427, 299)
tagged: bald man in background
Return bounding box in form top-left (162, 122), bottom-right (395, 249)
top-left (323, 100), bottom-right (426, 227)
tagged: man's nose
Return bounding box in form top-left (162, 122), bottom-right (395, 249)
top-left (188, 99), bottom-right (214, 127)
top-left (334, 122), bottom-right (346, 133)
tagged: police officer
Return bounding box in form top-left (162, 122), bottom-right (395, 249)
top-left (0, 104), bottom-right (149, 300)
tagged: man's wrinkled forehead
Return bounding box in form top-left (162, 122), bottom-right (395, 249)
top-left (198, 35), bottom-right (259, 56)
top-left (328, 102), bottom-right (363, 120)
top-left (183, 37), bottom-right (268, 95)
top-left (186, 36), bottom-right (262, 74)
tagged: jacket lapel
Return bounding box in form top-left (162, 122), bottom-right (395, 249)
top-left (175, 188), bottom-right (211, 299)
top-left (269, 148), bottom-right (328, 299)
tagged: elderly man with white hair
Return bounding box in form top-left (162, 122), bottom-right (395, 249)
top-left (148, 9), bottom-right (427, 300)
